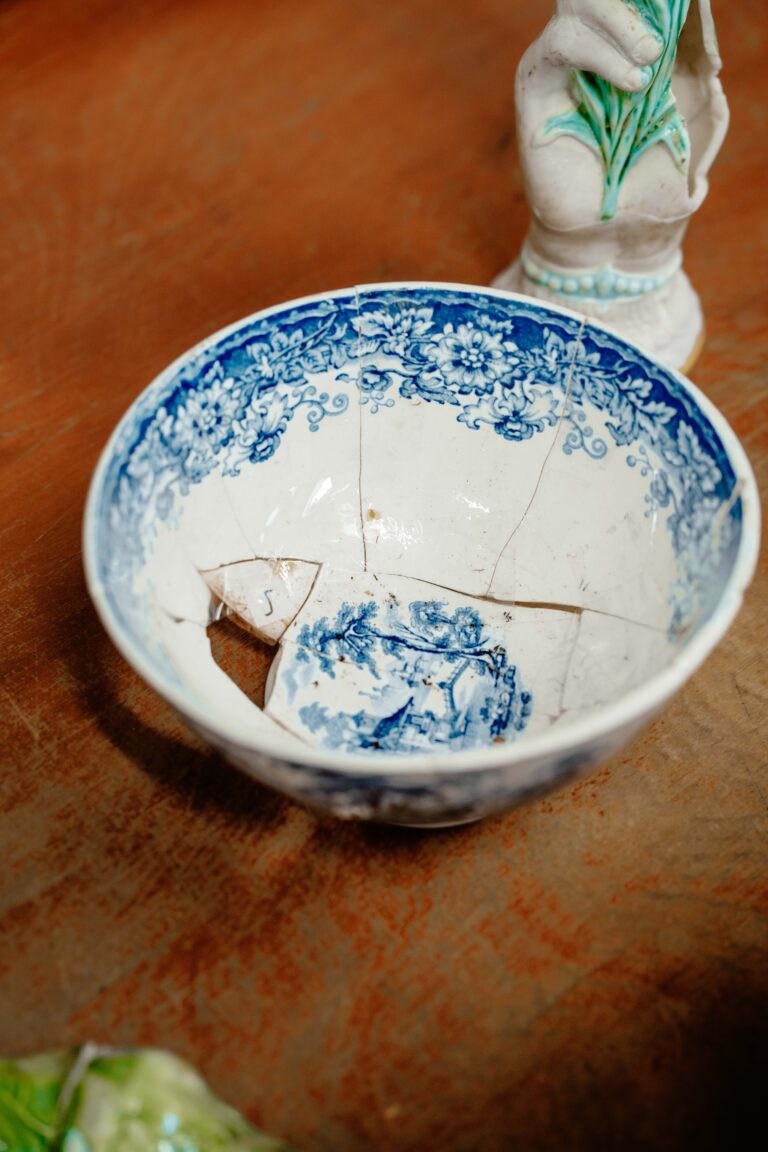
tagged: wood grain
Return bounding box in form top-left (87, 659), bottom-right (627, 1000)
top-left (1, 2), bottom-right (766, 1149)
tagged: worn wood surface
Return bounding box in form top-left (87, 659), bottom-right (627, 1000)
top-left (1, 2), bottom-right (766, 1149)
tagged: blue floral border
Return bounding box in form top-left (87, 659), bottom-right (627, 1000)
top-left (93, 287), bottom-right (741, 672)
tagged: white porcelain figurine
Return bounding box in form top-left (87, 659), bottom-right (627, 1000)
top-left (494, 0), bottom-right (728, 372)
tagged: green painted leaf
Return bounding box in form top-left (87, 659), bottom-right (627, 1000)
top-left (540, 109), bottom-right (600, 154)
top-left (573, 71), bottom-right (606, 130)
top-left (541, 0), bottom-right (692, 219)
top-left (638, 106), bottom-right (690, 169)
top-left (632, 0), bottom-right (667, 38)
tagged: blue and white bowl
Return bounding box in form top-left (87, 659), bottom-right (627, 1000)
top-left (84, 284), bottom-right (759, 826)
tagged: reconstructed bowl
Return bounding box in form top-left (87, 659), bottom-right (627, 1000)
top-left (84, 284), bottom-right (759, 826)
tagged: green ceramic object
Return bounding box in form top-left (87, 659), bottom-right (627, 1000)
top-left (0, 1048), bottom-right (292, 1152)
top-left (544, 0), bottom-right (692, 219)
top-left (0, 1051), bottom-right (75, 1152)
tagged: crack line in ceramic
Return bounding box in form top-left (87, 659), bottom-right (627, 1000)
top-left (97, 289), bottom-right (737, 632)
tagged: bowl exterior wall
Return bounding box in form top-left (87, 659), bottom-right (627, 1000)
top-left (188, 709), bottom-right (653, 827)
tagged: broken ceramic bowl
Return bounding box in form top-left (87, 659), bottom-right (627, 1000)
top-left (84, 284), bottom-right (758, 827)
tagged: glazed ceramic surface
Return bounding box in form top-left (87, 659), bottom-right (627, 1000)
top-left (84, 284), bottom-right (758, 826)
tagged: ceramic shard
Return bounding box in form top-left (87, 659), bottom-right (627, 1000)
top-left (560, 610), bottom-right (679, 713)
top-left (213, 292), bottom-right (366, 571)
top-left (484, 315), bottom-right (586, 592)
top-left (354, 286), bottom-right (586, 594)
top-left (142, 527), bottom-right (217, 626)
top-left (668, 474), bottom-right (745, 637)
top-left (153, 611), bottom-right (307, 750)
top-left (488, 329), bottom-right (679, 629)
top-left (202, 557), bottom-right (320, 645)
top-left (264, 569), bottom-right (579, 754)
top-left (165, 470), bottom-right (256, 571)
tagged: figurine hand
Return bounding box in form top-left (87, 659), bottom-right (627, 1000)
top-left (516, 0), bottom-right (727, 249)
top-left (523, 0), bottom-right (664, 104)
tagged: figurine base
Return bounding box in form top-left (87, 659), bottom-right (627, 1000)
top-left (493, 260), bottom-right (704, 376)
top-left (680, 325), bottom-right (706, 376)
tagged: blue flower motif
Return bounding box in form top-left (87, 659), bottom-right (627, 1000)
top-left (428, 324), bottom-right (507, 394)
top-left (154, 371), bottom-right (247, 488)
top-left (230, 390), bottom-right (294, 468)
top-left (353, 307), bottom-right (434, 356)
top-left (171, 374), bottom-right (243, 453)
top-left (359, 367), bottom-right (395, 413)
top-left (459, 383), bottom-right (560, 441)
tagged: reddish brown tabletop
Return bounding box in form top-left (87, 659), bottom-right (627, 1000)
top-left (1, 2), bottom-right (766, 1149)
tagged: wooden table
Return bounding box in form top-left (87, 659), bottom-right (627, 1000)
top-left (1, 2), bottom-right (766, 1148)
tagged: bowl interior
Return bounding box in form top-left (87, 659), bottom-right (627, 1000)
top-left (88, 285), bottom-right (747, 761)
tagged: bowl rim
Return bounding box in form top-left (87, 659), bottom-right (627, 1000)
top-left (83, 281), bottom-right (761, 776)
